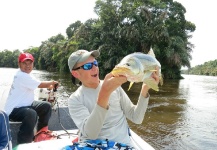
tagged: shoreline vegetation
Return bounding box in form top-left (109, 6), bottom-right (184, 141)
top-left (181, 59), bottom-right (217, 76)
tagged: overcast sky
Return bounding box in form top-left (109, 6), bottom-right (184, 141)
top-left (0, 0), bottom-right (97, 50)
top-left (176, 0), bottom-right (217, 67)
top-left (0, 0), bottom-right (216, 67)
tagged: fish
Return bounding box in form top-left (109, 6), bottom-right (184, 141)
top-left (111, 49), bottom-right (163, 91)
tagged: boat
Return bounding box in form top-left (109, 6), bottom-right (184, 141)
top-left (10, 107), bottom-right (155, 150)
top-left (1, 88), bottom-right (155, 150)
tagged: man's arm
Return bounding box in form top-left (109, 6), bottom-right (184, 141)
top-left (38, 81), bottom-right (58, 89)
top-left (97, 73), bottom-right (127, 109)
top-left (120, 70), bottom-right (160, 124)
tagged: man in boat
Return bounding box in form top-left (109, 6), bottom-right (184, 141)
top-left (0, 110), bottom-right (12, 150)
top-left (4, 52), bottom-right (58, 144)
top-left (67, 50), bottom-right (160, 147)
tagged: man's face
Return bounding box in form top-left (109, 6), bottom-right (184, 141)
top-left (19, 59), bottom-right (34, 74)
top-left (73, 56), bottom-right (100, 88)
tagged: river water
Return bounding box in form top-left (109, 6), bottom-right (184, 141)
top-left (0, 68), bottom-right (217, 150)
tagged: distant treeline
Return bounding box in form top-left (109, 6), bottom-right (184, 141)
top-left (182, 60), bottom-right (217, 76)
top-left (0, 0), bottom-right (196, 79)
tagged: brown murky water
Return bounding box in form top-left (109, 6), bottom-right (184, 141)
top-left (1, 68), bottom-right (217, 150)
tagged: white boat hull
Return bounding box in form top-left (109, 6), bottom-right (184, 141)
top-left (13, 129), bottom-right (154, 150)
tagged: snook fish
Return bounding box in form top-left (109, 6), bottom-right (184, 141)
top-left (111, 50), bottom-right (163, 91)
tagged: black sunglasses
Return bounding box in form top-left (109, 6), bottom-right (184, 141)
top-left (73, 60), bottom-right (98, 70)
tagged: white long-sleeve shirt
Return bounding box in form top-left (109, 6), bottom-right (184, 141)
top-left (68, 81), bottom-right (149, 146)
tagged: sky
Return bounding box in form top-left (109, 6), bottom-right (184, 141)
top-left (175, 0), bottom-right (217, 67)
top-left (0, 0), bottom-right (97, 50)
top-left (0, 0), bottom-right (216, 67)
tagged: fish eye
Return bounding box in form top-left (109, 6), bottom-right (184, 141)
top-left (126, 63), bottom-right (130, 66)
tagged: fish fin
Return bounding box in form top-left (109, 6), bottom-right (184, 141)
top-left (144, 78), bottom-right (159, 91)
top-left (149, 70), bottom-right (157, 72)
top-left (128, 82), bottom-right (134, 91)
top-left (148, 47), bottom-right (156, 58)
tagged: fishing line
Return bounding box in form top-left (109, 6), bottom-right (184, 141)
top-left (53, 83), bottom-right (70, 138)
top-left (51, 84), bottom-right (78, 139)
top-left (56, 101), bottom-right (79, 139)
top-left (56, 100), bottom-right (72, 138)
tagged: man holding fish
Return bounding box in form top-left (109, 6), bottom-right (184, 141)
top-left (67, 49), bottom-right (160, 147)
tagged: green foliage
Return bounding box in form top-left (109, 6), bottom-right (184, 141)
top-left (183, 60), bottom-right (217, 76)
top-left (0, 50), bottom-right (20, 68)
top-left (66, 21), bottom-right (82, 39)
top-left (37, 34), bottom-right (78, 72)
top-left (93, 0), bottom-right (195, 78)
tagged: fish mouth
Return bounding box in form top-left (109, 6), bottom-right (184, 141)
top-left (111, 67), bottom-right (132, 76)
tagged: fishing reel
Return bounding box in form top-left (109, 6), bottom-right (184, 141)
top-left (38, 83), bottom-right (59, 108)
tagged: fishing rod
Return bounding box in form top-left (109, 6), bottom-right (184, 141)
top-left (38, 83), bottom-right (78, 139)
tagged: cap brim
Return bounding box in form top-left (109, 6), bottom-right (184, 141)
top-left (20, 58), bottom-right (34, 62)
top-left (91, 50), bottom-right (100, 58)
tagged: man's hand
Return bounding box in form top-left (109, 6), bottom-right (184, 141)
top-left (141, 67), bottom-right (160, 97)
top-left (102, 73), bottom-right (127, 94)
top-left (97, 73), bottom-right (127, 109)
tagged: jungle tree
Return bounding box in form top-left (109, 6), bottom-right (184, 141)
top-left (91, 0), bottom-right (195, 78)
